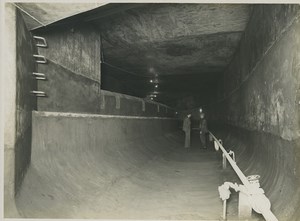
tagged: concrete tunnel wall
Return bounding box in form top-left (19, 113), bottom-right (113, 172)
top-left (33, 24), bottom-right (176, 117)
top-left (182, 5), bottom-right (300, 220)
top-left (3, 5), bottom-right (38, 217)
top-left (221, 5), bottom-right (300, 220)
top-left (35, 23), bottom-right (102, 113)
top-left (15, 111), bottom-right (179, 218)
top-left (2, 5), bottom-right (178, 218)
top-left (3, 3), bottom-right (300, 220)
top-left (213, 5), bottom-right (300, 140)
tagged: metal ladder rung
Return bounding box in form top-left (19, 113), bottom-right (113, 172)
top-left (33, 55), bottom-right (47, 64)
top-left (30, 90), bottom-right (47, 97)
top-left (35, 77), bottom-right (47, 80)
top-left (33, 36), bottom-right (48, 48)
top-left (32, 72), bottom-right (47, 80)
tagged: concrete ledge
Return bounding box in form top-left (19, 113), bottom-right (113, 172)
top-left (99, 90), bottom-right (176, 117)
top-left (101, 89), bottom-right (173, 110)
top-left (34, 111), bottom-right (178, 120)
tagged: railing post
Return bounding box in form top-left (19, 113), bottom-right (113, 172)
top-left (222, 153), bottom-right (227, 169)
top-left (222, 199), bottom-right (227, 220)
top-left (238, 191), bottom-right (252, 219)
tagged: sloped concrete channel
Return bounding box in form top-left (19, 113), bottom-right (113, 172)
top-left (3, 4), bottom-right (300, 221)
top-left (15, 112), bottom-right (225, 219)
top-left (14, 112), bottom-right (300, 220)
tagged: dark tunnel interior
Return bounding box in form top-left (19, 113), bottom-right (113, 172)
top-left (31, 3), bottom-right (247, 109)
top-left (98, 4), bottom-right (246, 109)
top-left (2, 2), bottom-right (300, 221)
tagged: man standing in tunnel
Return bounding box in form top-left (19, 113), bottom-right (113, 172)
top-left (183, 114), bottom-right (192, 149)
top-left (199, 110), bottom-right (208, 149)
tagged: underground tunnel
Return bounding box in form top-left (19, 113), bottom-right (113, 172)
top-left (2, 2), bottom-right (300, 221)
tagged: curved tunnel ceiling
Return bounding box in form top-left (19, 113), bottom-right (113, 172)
top-left (95, 4), bottom-right (251, 107)
top-left (98, 4), bottom-right (250, 76)
top-left (21, 3), bottom-right (252, 108)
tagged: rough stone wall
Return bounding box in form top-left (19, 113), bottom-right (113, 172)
top-left (37, 60), bottom-right (101, 113)
top-left (35, 25), bottom-right (101, 82)
top-left (205, 5), bottom-right (300, 220)
top-left (33, 24), bottom-right (102, 113)
top-left (210, 5), bottom-right (300, 141)
top-left (3, 5), bottom-right (37, 217)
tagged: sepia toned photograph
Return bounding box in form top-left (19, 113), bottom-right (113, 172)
top-left (1, 1), bottom-right (300, 221)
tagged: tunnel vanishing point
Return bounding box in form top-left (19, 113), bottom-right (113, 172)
top-left (2, 2), bottom-right (300, 221)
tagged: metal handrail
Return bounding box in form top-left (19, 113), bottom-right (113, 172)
top-left (209, 131), bottom-right (251, 189)
top-left (208, 130), bottom-right (278, 221)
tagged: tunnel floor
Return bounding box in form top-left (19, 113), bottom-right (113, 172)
top-left (15, 131), bottom-right (242, 220)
